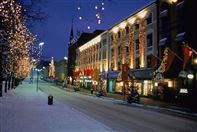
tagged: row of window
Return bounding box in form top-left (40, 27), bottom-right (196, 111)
top-left (111, 33), bottom-right (153, 55)
top-left (110, 13), bottom-right (153, 40)
top-left (110, 54), bottom-right (154, 71)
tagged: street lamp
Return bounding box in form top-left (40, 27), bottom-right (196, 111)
top-left (64, 56), bottom-right (68, 60)
top-left (35, 68), bottom-right (41, 92)
top-left (187, 73), bottom-right (194, 79)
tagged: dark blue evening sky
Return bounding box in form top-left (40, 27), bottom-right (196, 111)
top-left (33, 0), bottom-right (152, 61)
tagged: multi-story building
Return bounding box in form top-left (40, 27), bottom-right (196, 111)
top-left (67, 30), bottom-right (104, 85)
top-left (155, 0), bottom-right (197, 107)
top-left (76, 2), bottom-right (157, 95)
top-left (55, 59), bottom-right (67, 82)
top-left (108, 2), bottom-right (157, 96)
top-left (74, 0), bottom-right (197, 109)
top-left (76, 31), bottom-right (108, 90)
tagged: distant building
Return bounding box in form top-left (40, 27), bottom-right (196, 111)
top-left (55, 59), bottom-right (67, 82)
top-left (67, 29), bottom-right (104, 85)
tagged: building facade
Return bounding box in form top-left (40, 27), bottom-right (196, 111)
top-left (67, 30), bottom-right (104, 85)
top-left (76, 31), bottom-right (108, 90)
top-left (108, 3), bottom-right (157, 96)
top-left (155, 0), bottom-right (197, 107)
top-left (55, 59), bottom-right (67, 82)
top-left (76, 2), bottom-right (157, 96)
top-left (73, 0), bottom-right (197, 109)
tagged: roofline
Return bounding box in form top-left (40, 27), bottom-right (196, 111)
top-left (108, 0), bottom-right (156, 31)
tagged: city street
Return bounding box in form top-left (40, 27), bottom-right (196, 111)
top-left (39, 79), bottom-right (197, 132)
top-left (1, 0), bottom-right (197, 131)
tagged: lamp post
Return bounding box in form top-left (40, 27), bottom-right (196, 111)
top-left (39, 42), bottom-right (44, 61)
top-left (35, 68), bottom-right (40, 92)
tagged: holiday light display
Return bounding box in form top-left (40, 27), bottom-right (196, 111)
top-left (0, 0), bottom-right (36, 78)
top-left (113, 32), bottom-right (118, 71)
top-left (49, 57), bottom-right (55, 78)
top-left (129, 26), bottom-right (134, 69)
top-left (120, 28), bottom-right (125, 64)
top-left (139, 20), bottom-right (146, 68)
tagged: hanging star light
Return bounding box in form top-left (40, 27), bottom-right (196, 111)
top-left (75, 0), bottom-right (107, 31)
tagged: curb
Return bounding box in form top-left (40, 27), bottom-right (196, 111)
top-left (45, 82), bottom-right (197, 119)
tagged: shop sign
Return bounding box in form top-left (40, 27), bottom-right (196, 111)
top-left (108, 72), bottom-right (119, 79)
top-left (129, 69), bottom-right (153, 79)
top-left (179, 88), bottom-right (188, 94)
top-left (102, 73), bottom-right (108, 79)
top-left (154, 72), bottom-right (164, 82)
top-left (178, 70), bottom-right (187, 78)
top-left (122, 64), bottom-right (128, 81)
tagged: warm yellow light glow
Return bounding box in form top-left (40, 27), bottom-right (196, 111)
top-left (172, 0), bottom-right (178, 2)
top-left (119, 22), bottom-right (127, 29)
top-left (139, 20), bottom-right (146, 68)
top-left (138, 10), bottom-right (147, 19)
top-left (100, 64), bottom-right (102, 72)
top-left (128, 17), bottom-right (136, 24)
top-left (167, 0), bottom-right (178, 4)
top-left (170, 0), bottom-right (178, 3)
top-left (194, 58), bottom-right (197, 64)
top-left (79, 35), bottom-right (101, 51)
top-left (168, 81), bottom-right (173, 87)
top-left (0, 0), bottom-right (36, 77)
top-left (112, 26), bottom-right (119, 34)
top-left (104, 61), bottom-right (108, 72)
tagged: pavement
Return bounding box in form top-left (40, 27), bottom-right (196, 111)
top-left (0, 78), bottom-right (112, 132)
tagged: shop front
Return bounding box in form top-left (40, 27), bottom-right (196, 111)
top-left (129, 69), bottom-right (154, 96)
top-left (107, 72), bottom-right (120, 93)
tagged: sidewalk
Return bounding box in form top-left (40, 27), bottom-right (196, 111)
top-left (0, 78), bottom-right (112, 132)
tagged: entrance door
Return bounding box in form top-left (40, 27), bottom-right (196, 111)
top-left (109, 80), bottom-right (115, 93)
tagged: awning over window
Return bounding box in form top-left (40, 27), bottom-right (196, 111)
top-left (159, 10), bottom-right (168, 18)
top-left (176, 1), bottom-right (185, 11)
top-left (159, 38), bottom-right (167, 46)
top-left (176, 32), bottom-right (185, 41)
top-left (129, 69), bottom-right (153, 79)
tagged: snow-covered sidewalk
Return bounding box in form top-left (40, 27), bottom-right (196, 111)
top-left (0, 78), bottom-right (112, 132)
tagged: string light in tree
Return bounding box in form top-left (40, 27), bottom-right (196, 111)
top-left (0, 0), bottom-right (36, 78)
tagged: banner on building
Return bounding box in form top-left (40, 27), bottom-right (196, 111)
top-left (183, 45), bottom-right (192, 69)
top-left (122, 64), bottom-right (128, 81)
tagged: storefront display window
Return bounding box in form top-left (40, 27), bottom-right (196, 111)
top-left (115, 82), bottom-right (123, 93)
top-left (143, 80), bottom-right (153, 96)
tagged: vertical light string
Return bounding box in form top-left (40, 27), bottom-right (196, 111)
top-left (139, 20), bottom-right (146, 68)
top-left (120, 29), bottom-right (125, 64)
top-left (113, 33), bottom-right (118, 71)
top-left (129, 26), bottom-right (135, 69)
